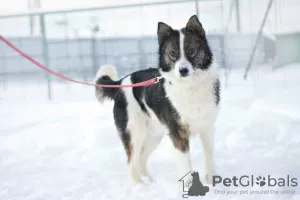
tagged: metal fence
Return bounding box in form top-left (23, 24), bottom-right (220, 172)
top-left (0, 0), bottom-right (300, 100)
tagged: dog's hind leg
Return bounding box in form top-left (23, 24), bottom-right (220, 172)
top-left (139, 134), bottom-right (163, 181)
top-left (113, 101), bottom-right (145, 184)
top-left (127, 124), bottom-right (147, 184)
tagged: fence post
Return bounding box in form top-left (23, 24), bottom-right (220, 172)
top-left (91, 25), bottom-right (100, 75)
top-left (235, 0), bottom-right (241, 32)
top-left (39, 13), bottom-right (52, 100)
top-left (195, 0), bottom-right (199, 16)
top-left (243, 0), bottom-right (274, 79)
top-left (91, 35), bottom-right (98, 74)
top-left (138, 38), bottom-right (144, 70)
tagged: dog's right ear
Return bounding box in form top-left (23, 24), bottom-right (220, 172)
top-left (157, 22), bottom-right (173, 46)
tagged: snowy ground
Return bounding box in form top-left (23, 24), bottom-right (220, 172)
top-left (1, 64), bottom-right (300, 200)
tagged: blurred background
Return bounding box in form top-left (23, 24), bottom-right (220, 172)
top-left (0, 0), bottom-right (299, 101)
top-left (1, 1), bottom-right (300, 200)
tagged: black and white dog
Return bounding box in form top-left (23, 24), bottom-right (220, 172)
top-left (95, 15), bottom-right (220, 184)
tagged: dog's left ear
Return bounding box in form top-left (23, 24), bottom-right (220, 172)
top-left (186, 15), bottom-right (205, 37)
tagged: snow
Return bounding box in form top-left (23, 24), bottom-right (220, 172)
top-left (1, 63), bottom-right (300, 200)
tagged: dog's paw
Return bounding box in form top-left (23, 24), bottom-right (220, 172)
top-left (130, 175), bottom-right (143, 185)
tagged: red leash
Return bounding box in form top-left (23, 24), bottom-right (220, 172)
top-left (0, 35), bottom-right (160, 88)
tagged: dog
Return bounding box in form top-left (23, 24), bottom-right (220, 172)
top-left (95, 15), bottom-right (220, 184)
top-left (188, 171), bottom-right (209, 196)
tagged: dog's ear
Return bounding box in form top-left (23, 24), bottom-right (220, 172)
top-left (186, 15), bottom-right (205, 37)
top-left (157, 22), bottom-right (173, 46)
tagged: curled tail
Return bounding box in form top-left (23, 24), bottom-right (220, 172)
top-left (95, 64), bottom-right (120, 103)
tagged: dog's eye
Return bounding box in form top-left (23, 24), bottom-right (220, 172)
top-left (188, 48), bottom-right (197, 57)
top-left (169, 50), bottom-right (177, 59)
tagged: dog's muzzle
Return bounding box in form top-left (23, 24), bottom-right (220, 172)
top-left (174, 60), bottom-right (193, 78)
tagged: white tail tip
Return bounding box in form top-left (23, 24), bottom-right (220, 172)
top-left (95, 64), bottom-right (118, 82)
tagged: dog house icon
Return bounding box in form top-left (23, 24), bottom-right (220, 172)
top-left (179, 171), bottom-right (210, 198)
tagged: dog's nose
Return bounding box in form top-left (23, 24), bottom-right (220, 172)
top-left (179, 68), bottom-right (189, 77)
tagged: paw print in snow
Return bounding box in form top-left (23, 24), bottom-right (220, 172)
top-left (256, 176), bottom-right (266, 186)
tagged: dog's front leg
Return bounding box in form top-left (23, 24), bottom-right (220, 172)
top-left (169, 125), bottom-right (192, 182)
top-left (199, 127), bottom-right (216, 184)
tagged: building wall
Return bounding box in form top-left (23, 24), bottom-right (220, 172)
top-left (276, 33), bottom-right (300, 67)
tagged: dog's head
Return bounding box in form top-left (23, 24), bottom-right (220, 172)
top-left (191, 171), bottom-right (200, 178)
top-left (157, 15), bottom-right (213, 78)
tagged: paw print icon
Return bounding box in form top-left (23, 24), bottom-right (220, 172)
top-left (256, 176), bottom-right (266, 186)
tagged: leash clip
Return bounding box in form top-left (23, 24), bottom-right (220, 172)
top-left (155, 76), bottom-right (163, 84)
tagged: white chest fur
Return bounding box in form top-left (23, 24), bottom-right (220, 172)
top-left (162, 67), bottom-right (219, 136)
